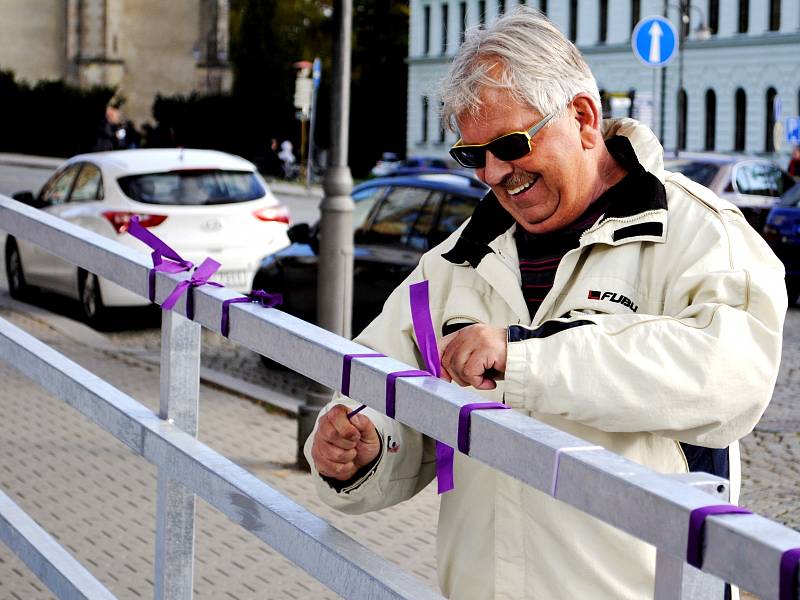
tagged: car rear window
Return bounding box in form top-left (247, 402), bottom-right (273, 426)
top-left (118, 170), bottom-right (266, 205)
top-left (779, 182), bottom-right (800, 207)
top-left (665, 161), bottom-right (719, 187)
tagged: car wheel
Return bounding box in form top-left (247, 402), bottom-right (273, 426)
top-left (787, 278), bottom-right (800, 307)
top-left (5, 239), bottom-right (31, 300)
top-left (79, 271), bottom-right (107, 327)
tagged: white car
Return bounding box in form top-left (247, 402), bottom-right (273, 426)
top-left (5, 148), bottom-right (291, 325)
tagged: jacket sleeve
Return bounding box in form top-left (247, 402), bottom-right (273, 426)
top-left (303, 259), bottom-right (445, 514)
top-left (504, 205), bottom-right (787, 449)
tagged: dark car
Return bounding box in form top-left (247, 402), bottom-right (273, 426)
top-left (664, 153), bottom-right (796, 232)
top-left (252, 173), bottom-right (489, 365)
top-left (763, 182), bottom-right (800, 304)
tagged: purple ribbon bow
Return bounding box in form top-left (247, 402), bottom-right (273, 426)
top-left (127, 216), bottom-right (194, 302)
top-left (127, 216), bottom-right (222, 319)
top-left (220, 289), bottom-right (283, 337)
top-left (160, 257), bottom-right (224, 320)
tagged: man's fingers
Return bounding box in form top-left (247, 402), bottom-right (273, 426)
top-left (317, 439), bottom-right (358, 464)
top-left (326, 405), bottom-right (361, 442)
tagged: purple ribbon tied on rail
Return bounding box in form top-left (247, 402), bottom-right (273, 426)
top-left (127, 216), bottom-right (194, 302)
top-left (686, 504), bottom-right (751, 569)
top-left (220, 289), bottom-right (283, 337)
top-left (408, 280), bottom-right (509, 494)
top-left (780, 547), bottom-right (800, 600)
top-left (127, 216), bottom-right (222, 319)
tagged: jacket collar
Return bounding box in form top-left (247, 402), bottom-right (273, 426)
top-left (442, 119), bottom-right (668, 268)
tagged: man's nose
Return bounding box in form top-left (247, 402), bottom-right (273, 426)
top-left (479, 150), bottom-right (514, 186)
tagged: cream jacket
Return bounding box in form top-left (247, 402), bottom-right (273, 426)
top-left (304, 119), bottom-right (787, 599)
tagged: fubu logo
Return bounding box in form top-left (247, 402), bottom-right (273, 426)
top-left (588, 290), bottom-right (639, 312)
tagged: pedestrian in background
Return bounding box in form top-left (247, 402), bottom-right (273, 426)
top-left (278, 140), bottom-right (298, 180)
top-left (93, 102), bottom-right (127, 152)
top-left (305, 7), bottom-right (786, 599)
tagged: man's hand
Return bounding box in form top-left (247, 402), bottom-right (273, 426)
top-left (310, 404), bottom-right (381, 480)
top-left (440, 324), bottom-right (507, 390)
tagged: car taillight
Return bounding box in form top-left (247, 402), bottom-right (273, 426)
top-left (102, 211), bottom-right (168, 233)
top-left (253, 205), bottom-right (290, 224)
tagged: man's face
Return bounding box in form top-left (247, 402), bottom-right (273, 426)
top-left (457, 89), bottom-right (595, 234)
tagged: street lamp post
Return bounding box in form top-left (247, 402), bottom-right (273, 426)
top-left (668, 1), bottom-right (711, 156)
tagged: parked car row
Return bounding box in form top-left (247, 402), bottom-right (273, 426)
top-left (663, 152), bottom-right (800, 304)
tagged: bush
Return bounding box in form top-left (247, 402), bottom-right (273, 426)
top-left (0, 70), bottom-right (115, 158)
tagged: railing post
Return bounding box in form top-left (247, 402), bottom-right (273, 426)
top-left (155, 310), bottom-right (201, 600)
top-left (654, 473), bottom-right (729, 600)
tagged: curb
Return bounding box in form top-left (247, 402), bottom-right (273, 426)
top-left (0, 153), bottom-right (64, 170)
top-left (0, 291), bottom-right (304, 415)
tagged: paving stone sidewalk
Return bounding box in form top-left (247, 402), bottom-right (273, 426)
top-left (0, 307), bottom-right (439, 599)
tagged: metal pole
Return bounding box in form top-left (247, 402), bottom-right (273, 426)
top-left (660, 0), bottom-right (668, 143)
top-left (155, 310), bottom-right (200, 599)
top-left (299, 0), bottom-right (354, 467)
top-left (676, 1), bottom-right (686, 156)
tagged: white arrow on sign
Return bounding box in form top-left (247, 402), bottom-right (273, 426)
top-left (648, 21), bottom-right (663, 64)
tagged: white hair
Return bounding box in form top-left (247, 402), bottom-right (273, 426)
top-left (440, 6), bottom-right (601, 132)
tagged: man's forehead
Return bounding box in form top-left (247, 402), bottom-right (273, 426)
top-left (456, 89), bottom-right (541, 133)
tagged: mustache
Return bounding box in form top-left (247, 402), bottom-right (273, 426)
top-left (500, 171), bottom-right (536, 190)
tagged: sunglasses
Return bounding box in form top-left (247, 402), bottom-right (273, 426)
top-left (449, 111), bottom-right (556, 169)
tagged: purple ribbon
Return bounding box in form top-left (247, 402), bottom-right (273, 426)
top-left (457, 402), bottom-right (510, 454)
top-left (780, 548), bottom-right (800, 600)
top-left (220, 289), bottom-right (283, 337)
top-left (127, 216), bottom-right (194, 302)
top-left (159, 257), bottom-right (224, 320)
top-left (341, 353), bottom-right (386, 396)
top-left (385, 369), bottom-right (429, 418)
top-left (686, 504), bottom-right (751, 569)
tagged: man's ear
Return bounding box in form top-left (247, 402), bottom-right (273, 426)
top-left (571, 94), bottom-right (602, 150)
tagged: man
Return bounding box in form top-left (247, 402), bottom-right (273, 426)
top-left (305, 7), bottom-right (786, 599)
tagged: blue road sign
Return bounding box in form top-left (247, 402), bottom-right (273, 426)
top-left (312, 57), bottom-right (322, 90)
top-left (786, 116), bottom-right (800, 145)
top-left (631, 16), bottom-right (678, 67)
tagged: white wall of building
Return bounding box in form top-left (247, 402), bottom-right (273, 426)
top-left (408, 0), bottom-right (800, 163)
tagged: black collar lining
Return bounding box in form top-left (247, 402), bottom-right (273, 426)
top-left (442, 135), bottom-right (667, 267)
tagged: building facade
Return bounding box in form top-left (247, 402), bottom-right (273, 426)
top-left (0, 0), bottom-right (231, 126)
top-left (407, 0), bottom-right (800, 163)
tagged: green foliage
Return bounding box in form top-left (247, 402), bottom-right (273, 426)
top-left (0, 70), bottom-right (115, 157)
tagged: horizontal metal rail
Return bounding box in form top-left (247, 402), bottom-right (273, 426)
top-left (0, 488), bottom-right (118, 600)
top-left (2, 195), bottom-right (799, 598)
top-left (0, 315), bottom-right (443, 600)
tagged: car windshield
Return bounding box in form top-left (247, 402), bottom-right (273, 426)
top-left (117, 170), bottom-right (266, 205)
top-left (665, 160), bottom-right (720, 187)
top-left (779, 182), bottom-right (800, 207)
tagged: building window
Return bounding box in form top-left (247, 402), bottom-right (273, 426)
top-left (441, 3), bottom-right (449, 54)
top-left (738, 0), bottom-right (748, 34)
top-left (677, 89), bottom-right (688, 151)
top-left (766, 88), bottom-right (778, 153)
top-left (498, 0), bottom-right (505, 15)
top-left (569, 0), bottom-right (578, 42)
top-left (630, 0), bottom-right (640, 35)
top-left (708, 0), bottom-right (719, 35)
top-left (540, 0), bottom-right (547, 14)
top-left (423, 5), bottom-right (431, 55)
top-left (459, 2), bottom-right (467, 43)
top-left (479, 0), bottom-right (486, 26)
top-left (599, 0), bottom-right (608, 43)
top-left (735, 88), bottom-right (746, 151)
top-left (769, 0), bottom-right (780, 31)
top-left (439, 101), bottom-right (447, 143)
top-left (705, 89), bottom-right (716, 151)
top-left (421, 96), bottom-right (429, 143)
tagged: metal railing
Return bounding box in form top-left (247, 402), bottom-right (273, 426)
top-left (0, 194), bottom-right (798, 600)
